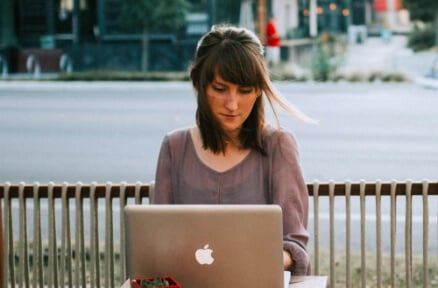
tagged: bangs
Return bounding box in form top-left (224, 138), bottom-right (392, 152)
top-left (203, 40), bottom-right (263, 88)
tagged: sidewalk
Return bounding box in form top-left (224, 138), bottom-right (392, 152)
top-left (339, 35), bottom-right (407, 74)
top-left (338, 34), bottom-right (438, 89)
top-left (339, 34), bottom-right (438, 80)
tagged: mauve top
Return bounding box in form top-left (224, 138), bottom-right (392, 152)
top-left (154, 124), bottom-right (310, 275)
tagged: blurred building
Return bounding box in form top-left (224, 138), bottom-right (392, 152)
top-left (0, 0), bottom-right (408, 74)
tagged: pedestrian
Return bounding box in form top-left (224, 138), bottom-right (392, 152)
top-left (153, 24), bottom-right (313, 275)
top-left (266, 13), bottom-right (281, 66)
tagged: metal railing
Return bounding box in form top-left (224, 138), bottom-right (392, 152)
top-left (1, 180), bottom-right (437, 288)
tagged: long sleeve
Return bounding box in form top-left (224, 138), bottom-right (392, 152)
top-left (268, 129), bottom-right (310, 275)
top-left (154, 135), bottom-right (174, 204)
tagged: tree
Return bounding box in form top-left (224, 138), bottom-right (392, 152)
top-left (120, 0), bottom-right (191, 71)
top-left (404, 0), bottom-right (438, 48)
top-left (403, 0), bottom-right (438, 23)
top-left (0, 0), bottom-right (18, 47)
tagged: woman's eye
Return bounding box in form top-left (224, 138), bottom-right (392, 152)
top-left (240, 88), bottom-right (253, 94)
top-left (212, 86), bottom-right (225, 92)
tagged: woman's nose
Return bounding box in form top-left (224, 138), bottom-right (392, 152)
top-left (224, 92), bottom-right (238, 111)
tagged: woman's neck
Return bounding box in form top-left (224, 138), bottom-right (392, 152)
top-left (190, 127), bottom-right (251, 172)
top-left (223, 129), bottom-right (242, 150)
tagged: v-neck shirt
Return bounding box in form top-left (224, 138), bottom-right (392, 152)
top-left (154, 124), bottom-right (311, 275)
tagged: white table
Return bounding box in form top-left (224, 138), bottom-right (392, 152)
top-left (120, 276), bottom-right (328, 288)
top-left (289, 276), bottom-right (328, 287)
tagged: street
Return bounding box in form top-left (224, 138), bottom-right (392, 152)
top-left (0, 81), bottom-right (437, 252)
top-left (2, 81), bottom-right (437, 183)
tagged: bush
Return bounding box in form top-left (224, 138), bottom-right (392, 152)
top-left (407, 24), bottom-right (436, 52)
top-left (368, 71), bottom-right (385, 82)
top-left (346, 72), bottom-right (366, 82)
top-left (57, 70), bottom-right (189, 81)
top-left (311, 34), bottom-right (346, 82)
top-left (381, 72), bottom-right (408, 82)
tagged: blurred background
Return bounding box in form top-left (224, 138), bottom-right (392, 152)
top-left (0, 0), bottom-right (436, 78)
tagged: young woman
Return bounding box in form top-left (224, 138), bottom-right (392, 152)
top-left (154, 24), bottom-right (312, 275)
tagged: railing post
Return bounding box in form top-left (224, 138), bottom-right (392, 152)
top-left (390, 181), bottom-right (397, 287)
top-left (4, 182), bottom-right (14, 288)
top-left (405, 181), bottom-right (413, 288)
top-left (0, 189), bottom-right (4, 288)
top-left (328, 181), bottom-right (335, 288)
top-left (48, 182), bottom-right (59, 288)
top-left (312, 181), bottom-right (320, 275)
top-left (375, 180), bottom-right (382, 288)
top-left (345, 181), bottom-right (351, 288)
top-left (18, 182), bottom-right (30, 287)
top-left (422, 180), bottom-right (429, 288)
top-left (90, 182), bottom-right (100, 288)
top-left (74, 182), bottom-right (86, 288)
top-left (135, 181), bottom-right (142, 204)
top-left (33, 182), bottom-right (44, 288)
top-left (105, 182), bottom-right (115, 288)
top-left (120, 182), bottom-right (128, 284)
top-left (359, 180), bottom-right (366, 288)
top-left (61, 182), bottom-right (73, 288)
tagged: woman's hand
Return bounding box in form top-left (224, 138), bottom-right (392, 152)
top-left (283, 250), bottom-right (293, 270)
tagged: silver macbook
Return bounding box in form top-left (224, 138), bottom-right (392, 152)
top-left (124, 204), bottom-right (284, 288)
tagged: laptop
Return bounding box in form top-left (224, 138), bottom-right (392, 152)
top-left (124, 204), bottom-right (285, 288)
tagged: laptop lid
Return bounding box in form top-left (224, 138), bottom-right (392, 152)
top-left (124, 204), bottom-right (284, 288)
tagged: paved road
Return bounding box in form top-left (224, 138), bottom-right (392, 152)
top-left (1, 81), bottom-right (437, 252)
top-left (1, 81), bottom-right (438, 183)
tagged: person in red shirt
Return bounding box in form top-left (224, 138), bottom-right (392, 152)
top-left (266, 13), bottom-right (281, 66)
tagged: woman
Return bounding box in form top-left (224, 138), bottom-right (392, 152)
top-left (154, 24), bottom-right (312, 275)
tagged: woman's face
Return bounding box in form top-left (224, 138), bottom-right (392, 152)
top-left (205, 73), bottom-right (260, 137)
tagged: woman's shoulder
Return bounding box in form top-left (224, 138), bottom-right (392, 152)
top-left (159, 127), bottom-right (194, 155)
top-left (262, 124), bottom-right (299, 157)
top-left (263, 124), bottom-right (297, 143)
top-left (164, 126), bottom-right (193, 143)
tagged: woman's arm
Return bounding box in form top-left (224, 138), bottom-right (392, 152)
top-left (154, 135), bottom-right (173, 204)
top-left (270, 129), bottom-right (310, 275)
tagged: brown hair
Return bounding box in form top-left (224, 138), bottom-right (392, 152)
top-left (189, 24), bottom-right (313, 155)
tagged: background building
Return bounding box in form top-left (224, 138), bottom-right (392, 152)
top-left (0, 0), bottom-right (409, 74)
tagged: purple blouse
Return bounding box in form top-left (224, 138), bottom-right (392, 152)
top-left (154, 125), bottom-right (310, 275)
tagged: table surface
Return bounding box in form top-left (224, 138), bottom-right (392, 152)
top-left (289, 276), bottom-right (328, 287)
top-left (120, 276), bottom-right (328, 288)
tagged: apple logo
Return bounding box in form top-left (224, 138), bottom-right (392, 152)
top-left (195, 244), bottom-right (214, 265)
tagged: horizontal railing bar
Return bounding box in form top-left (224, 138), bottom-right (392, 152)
top-left (0, 183), bottom-right (150, 199)
top-left (307, 181), bottom-right (438, 196)
top-left (1, 181), bottom-right (438, 199)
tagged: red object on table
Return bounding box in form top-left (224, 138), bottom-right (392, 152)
top-left (131, 276), bottom-right (181, 288)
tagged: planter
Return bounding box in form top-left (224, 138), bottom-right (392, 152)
top-left (131, 276), bottom-right (181, 288)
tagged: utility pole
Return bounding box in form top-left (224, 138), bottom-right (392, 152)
top-left (209, 0), bottom-right (216, 29)
top-left (258, 0), bottom-right (266, 44)
top-left (435, 8), bottom-right (438, 48)
top-left (0, 0), bottom-right (18, 46)
top-left (73, 0), bottom-right (80, 45)
top-left (309, 0), bottom-right (318, 37)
